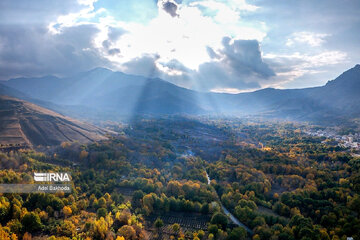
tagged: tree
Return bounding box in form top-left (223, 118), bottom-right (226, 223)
top-left (97, 208), bottom-right (108, 219)
top-left (143, 194), bottom-right (155, 215)
top-left (79, 150), bottom-right (89, 160)
top-left (90, 217), bottom-right (111, 240)
top-left (57, 220), bottom-right (76, 237)
top-left (349, 195), bottom-right (360, 215)
top-left (154, 217), bottom-right (164, 229)
top-left (197, 230), bottom-right (205, 239)
top-left (6, 219), bottom-right (22, 234)
top-left (118, 225), bottom-right (137, 240)
top-left (0, 197), bottom-right (10, 221)
top-left (21, 212), bottom-right (42, 233)
top-left (289, 215), bottom-right (319, 240)
top-left (0, 224), bottom-right (18, 240)
top-left (171, 223), bottom-right (180, 235)
top-left (208, 224), bottom-right (218, 235)
top-left (62, 206), bottom-right (72, 218)
top-left (98, 197), bottom-right (107, 209)
top-left (131, 190), bottom-right (144, 209)
top-left (227, 227), bottom-right (247, 240)
top-left (114, 210), bottom-right (131, 228)
top-left (23, 232), bottom-right (32, 240)
top-left (210, 212), bottom-right (228, 229)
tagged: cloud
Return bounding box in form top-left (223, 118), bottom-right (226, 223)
top-left (0, 0), bottom-right (268, 86)
top-left (122, 54), bottom-right (161, 78)
top-left (1, 0), bottom-right (358, 92)
top-left (286, 32), bottom-right (330, 47)
top-left (107, 26), bottom-right (127, 42)
top-left (0, 0), bottom-right (91, 25)
top-left (118, 37), bottom-right (275, 92)
top-left (101, 26), bottom-right (126, 56)
top-left (264, 50), bottom-right (347, 88)
top-left (161, 0), bottom-right (179, 17)
top-left (220, 37), bottom-right (274, 78)
top-left (120, 54), bottom-right (193, 88)
top-left (0, 24), bottom-right (111, 79)
top-left (193, 37), bottom-right (275, 91)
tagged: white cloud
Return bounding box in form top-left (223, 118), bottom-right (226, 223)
top-left (265, 51), bottom-right (347, 67)
top-left (45, 0), bottom-right (266, 72)
top-left (210, 87), bottom-right (258, 94)
top-left (108, 2), bottom-right (265, 71)
top-left (264, 50), bottom-right (347, 87)
top-left (286, 31), bottom-right (330, 47)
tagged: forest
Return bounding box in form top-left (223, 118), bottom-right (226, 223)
top-left (0, 117), bottom-right (359, 240)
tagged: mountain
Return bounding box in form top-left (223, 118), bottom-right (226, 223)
top-left (2, 65), bottom-right (360, 123)
top-left (3, 68), bottom-right (205, 115)
top-left (0, 95), bottom-right (107, 147)
top-left (206, 64), bottom-right (360, 122)
top-left (0, 82), bottom-right (29, 99)
top-left (312, 64), bottom-right (360, 114)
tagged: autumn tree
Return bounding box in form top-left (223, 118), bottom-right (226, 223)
top-left (118, 225), bottom-right (137, 240)
top-left (62, 206), bottom-right (72, 218)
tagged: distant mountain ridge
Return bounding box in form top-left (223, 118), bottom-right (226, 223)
top-left (1, 64), bottom-right (360, 123)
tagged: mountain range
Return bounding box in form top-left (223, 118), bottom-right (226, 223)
top-left (1, 64), bottom-right (360, 124)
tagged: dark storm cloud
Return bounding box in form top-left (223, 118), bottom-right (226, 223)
top-left (192, 38), bottom-right (275, 90)
top-left (123, 54), bottom-right (161, 78)
top-left (221, 37), bottom-right (275, 78)
top-left (121, 54), bottom-right (193, 87)
top-left (0, 24), bottom-right (111, 79)
top-left (0, 0), bottom-right (114, 79)
top-left (120, 37), bottom-right (275, 91)
top-left (162, 1), bottom-right (179, 17)
top-left (107, 48), bottom-right (121, 55)
top-left (102, 26), bottom-right (126, 56)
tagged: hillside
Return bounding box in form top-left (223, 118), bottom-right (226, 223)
top-left (0, 95), bottom-right (107, 147)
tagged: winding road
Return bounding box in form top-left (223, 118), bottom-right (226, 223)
top-left (206, 171), bottom-right (254, 235)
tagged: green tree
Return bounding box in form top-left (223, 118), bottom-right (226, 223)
top-left (97, 208), bottom-right (108, 218)
top-left (210, 212), bottom-right (228, 229)
top-left (131, 190), bottom-right (144, 209)
top-left (171, 223), bottom-right (180, 235)
top-left (154, 217), bottom-right (164, 229)
top-left (0, 196), bottom-right (10, 221)
top-left (227, 227), bottom-right (247, 240)
top-left (208, 224), bottom-right (218, 235)
top-left (21, 212), bottom-right (42, 233)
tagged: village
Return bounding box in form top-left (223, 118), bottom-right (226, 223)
top-left (304, 129), bottom-right (360, 150)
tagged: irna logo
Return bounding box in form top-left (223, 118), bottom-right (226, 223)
top-left (34, 172), bottom-right (71, 182)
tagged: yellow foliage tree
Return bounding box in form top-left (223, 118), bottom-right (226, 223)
top-left (79, 150), bottom-right (89, 160)
top-left (0, 225), bottom-right (18, 240)
top-left (22, 232), bottom-right (32, 240)
top-left (118, 225), bottom-right (137, 240)
top-left (62, 206), bottom-right (72, 218)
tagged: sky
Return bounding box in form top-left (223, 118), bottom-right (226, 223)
top-left (0, 0), bottom-right (359, 93)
